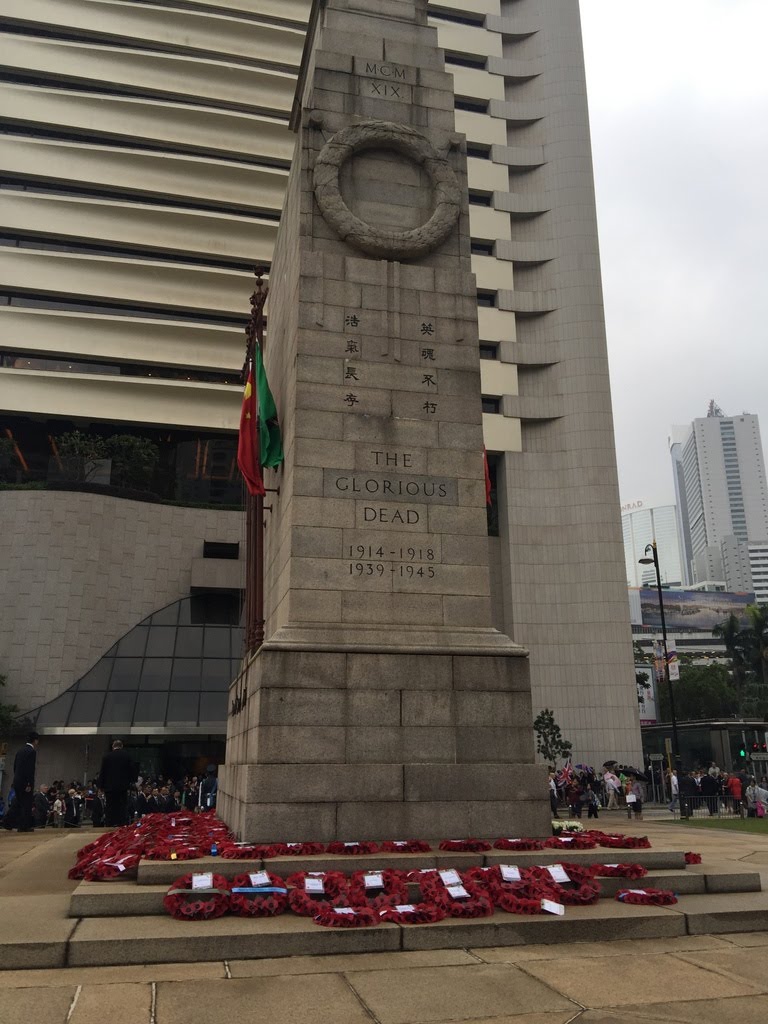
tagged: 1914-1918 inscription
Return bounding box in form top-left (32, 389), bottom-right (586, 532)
top-left (329, 450), bottom-right (458, 584)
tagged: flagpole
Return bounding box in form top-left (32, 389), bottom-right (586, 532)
top-left (243, 269), bottom-right (268, 655)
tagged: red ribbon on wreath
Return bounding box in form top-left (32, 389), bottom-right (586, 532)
top-left (314, 905), bottom-right (380, 928)
top-left (325, 841), bottom-right (380, 855)
top-left (493, 838), bottom-right (544, 851)
top-left (380, 840), bottom-right (432, 853)
top-left (347, 869), bottom-right (409, 911)
top-left (616, 888), bottom-right (677, 906)
top-left (163, 873), bottom-right (231, 920)
top-left (379, 902), bottom-right (446, 924)
top-left (229, 871), bottom-right (289, 917)
top-left (438, 838), bottom-right (491, 852)
top-left (684, 852), bottom-right (702, 864)
top-left (590, 863), bottom-right (648, 880)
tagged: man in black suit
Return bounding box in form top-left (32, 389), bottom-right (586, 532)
top-left (12, 732), bottom-right (39, 832)
top-left (98, 740), bottom-right (136, 827)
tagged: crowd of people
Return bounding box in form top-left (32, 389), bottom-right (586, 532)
top-left (668, 763), bottom-right (768, 818)
top-left (548, 765), bottom-right (647, 821)
top-left (546, 759), bottom-right (768, 822)
top-left (1, 733), bottom-right (220, 831)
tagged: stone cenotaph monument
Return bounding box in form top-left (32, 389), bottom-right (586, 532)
top-left (218, 0), bottom-right (551, 841)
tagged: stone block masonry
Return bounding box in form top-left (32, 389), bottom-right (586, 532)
top-left (219, 0), bottom-right (550, 842)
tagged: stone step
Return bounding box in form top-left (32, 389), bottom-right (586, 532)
top-left (136, 847), bottom-right (688, 885)
top-left (60, 890), bottom-right (768, 967)
top-left (69, 867), bottom-right (762, 918)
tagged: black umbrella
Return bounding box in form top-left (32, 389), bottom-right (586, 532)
top-left (623, 766), bottom-right (649, 781)
top-left (602, 760), bottom-right (618, 767)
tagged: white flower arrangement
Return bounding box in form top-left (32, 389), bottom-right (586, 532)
top-left (552, 819), bottom-right (584, 834)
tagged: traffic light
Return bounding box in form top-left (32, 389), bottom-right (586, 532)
top-left (739, 747), bottom-right (747, 758)
top-left (752, 743), bottom-right (760, 752)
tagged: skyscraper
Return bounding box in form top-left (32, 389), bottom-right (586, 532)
top-left (0, 0), bottom-right (642, 774)
top-left (622, 502), bottom-right (684, 588)
top-left (673, 403), bottom-right (768, 589)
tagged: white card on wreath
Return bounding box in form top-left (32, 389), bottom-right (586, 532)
top-left (249, 871), bottom-right (271, 887)
top-left (541, 898), bottom-right (565, 915)
top-left (447, 884), bottom-right (471, 900)
top-left (304, 877), bottom-right (325, 893)
top-left (439, 869), bottom-right (462, 885)
top-left (335, 907), bottom-right (356, 915)
top-left (628, 889), bottom-right (648, 895)
top-left (500, 865), bottom-right (521, 882)
top-left (546, 864), bottom-right (570, 884)
top-left (192, 873), bottom-right (213, 890)
top-left (394, 904), bottom-right (416, 913)
top-left (364, 872), bottom-right (384, 888)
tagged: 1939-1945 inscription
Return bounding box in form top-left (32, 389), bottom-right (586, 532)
top-left (325, 450), bottom-right (460, 583)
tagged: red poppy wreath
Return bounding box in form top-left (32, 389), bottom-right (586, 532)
top-left (616, 887), bottom-right (677, 906)
top-left (163, 872), bottom-right (231, 921)
top-left (229, 871), bottom-right (289, 917)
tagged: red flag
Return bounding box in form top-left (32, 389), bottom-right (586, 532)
top-left (483, 447), bottom-right (492, 507)
top-left (237, 369), bottom-right (265, 496)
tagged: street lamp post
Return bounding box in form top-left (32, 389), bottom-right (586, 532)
top-left (639, 541), bottom-right (686, 815)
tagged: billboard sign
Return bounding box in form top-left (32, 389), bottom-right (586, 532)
top-left (636, 665), bottom-right (657, 725)
top-left (639, 589), bottom-right (755, 631)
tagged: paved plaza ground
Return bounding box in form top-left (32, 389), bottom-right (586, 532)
top-left (1, 811), bottom-right (768, 1024)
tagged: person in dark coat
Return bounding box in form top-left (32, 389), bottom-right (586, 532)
top-left (33, 785), bottom-right (50, 828)
top-left (11, 732), bottom-right (39, 832)
top-left (699, 771), bottom-right (720, 816)
top-left (200, 765), bottom-right (218, 811)
top-left (98, 739), bottom-right (136, 827)
top-left (63, 788), bottom-right (80, 827)
top-left (91, 789), bottom-right (105, 827)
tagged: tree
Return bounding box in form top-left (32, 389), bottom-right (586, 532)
top-left (106, 435), bottom-right (159, 490)
top-left (744, 605), bottom-right (768, 688)
top-left (533, 708), bottom-right (573, 766)
top-left (636, 670), bottom-right (651, 709)
top-left (713, 612), bottom-right (750, 703)
top-left (656, 663), bottom-right (738, 722)
top-left (57, 430), bottom-right (108, 482)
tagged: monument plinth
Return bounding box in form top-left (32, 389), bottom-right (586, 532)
top-left (218, 0), bottom-right (551, 841)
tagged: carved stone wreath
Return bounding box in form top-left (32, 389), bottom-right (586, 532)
top-left (312, 120), bottom-right (461, 260)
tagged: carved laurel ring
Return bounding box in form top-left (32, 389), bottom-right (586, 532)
top-left (312, 120), bottom-right (461, 260)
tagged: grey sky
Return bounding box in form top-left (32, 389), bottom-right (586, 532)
top-left (580, 0), bottom-right (768, 508)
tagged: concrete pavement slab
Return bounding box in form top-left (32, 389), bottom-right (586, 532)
top-left (229, 948), bottom-right (478, 977)
top-left (70, 982), bottom-right (151, 1024)
top-left (155, 973), bottom-right (373, 1024)
top-left (521, 952), bottom-right (762, 1008)
top-left (675, 949), bottom-right (768, 992)
top-left (2, 985), bottom-right (76, 1024)
top-left (0, 961), bottom-right (226, 988)
top-left (598, 995), bottom-right (768, 1023)
top-left (716, 930), bottom-right (768, 946)
top-left (345, 963), bottom-right (576, 1023)
top-left (474, 933), bottom-right (733, 962)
